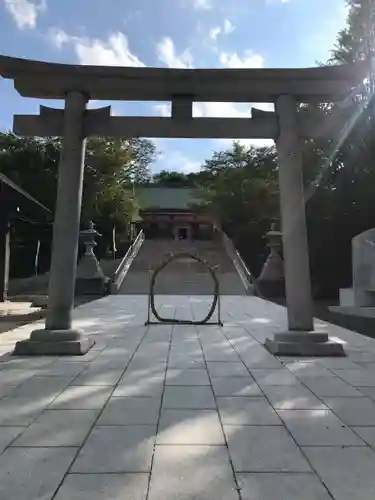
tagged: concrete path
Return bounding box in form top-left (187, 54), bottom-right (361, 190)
top-left (1, 295), bottom-right (375, 499)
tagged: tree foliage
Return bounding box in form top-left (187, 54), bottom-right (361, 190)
top-left (330, 0), bottom-right (372, 64)
top-left (192, 142), bottom-right (280, 276)
top-left (153, 170), bottom-right (192, 186)
top-left (0, 132), bottom-right (157, 273)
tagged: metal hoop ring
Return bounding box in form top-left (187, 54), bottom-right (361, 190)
top-left (149, 251), bottom-right (219, 325)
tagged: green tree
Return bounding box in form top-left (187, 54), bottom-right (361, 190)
top-left (330, 0), bottom-right (372, 64)
top-left (0, 132), bottom-right (157, 273)
top-left (195, 142), bottom-right (279, 275)
top-left (0, 132), bottom-right (60, 209)
top-left (298, 0), bottom-right (375, 295)
top-left (153, 170), bottom-right (189, 186)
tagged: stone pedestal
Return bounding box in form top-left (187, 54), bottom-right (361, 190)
top-left (264, 94), bottom-right (345, 357)
top-left (14, 329), bottom-right (93, 355)
top-left (14, 91), bottom-right (94, 356)
top-left (75, 222), bottom-right (108, 295)
top-left (258, 223), bottom-right (285, 298)
top-left (265, 331), bottom-right (345, 357)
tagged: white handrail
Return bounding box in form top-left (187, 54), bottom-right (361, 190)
top-left (111, 230), bottom-right (145, 292)
top-left (221, 231), bottom-right (261, 296)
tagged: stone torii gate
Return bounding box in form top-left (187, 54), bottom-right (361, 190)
top-left (0, 56), bottom-right (364, 357)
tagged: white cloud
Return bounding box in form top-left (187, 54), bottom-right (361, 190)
top-left (156, 37), bottom-right (193, 68)
top-left (155, 147), bottom-right (201, 173)
top-left (181, 158), bottom-right (201, 173)
top-left (152, 100), bottom-right (250, 119)
top-left (153, 103), bottom-right (171, 117)
top-left (4, 0), bottom-right (46, 29)
top-left (223, 19), bottom-right (235, 34)
top-left (209, 26), bottom-right (221, 41)
top-left (220, 49), bottom-right (265, 68)
top-left (215, 103), bottom-right (275, 148)
top-left (209, 19), bottom-right (235, 41)
top-left (49, 27), bottom-right (69, 49)
top-left (75, 33), bottom-right (144, 66)
top-left (194, 102), bottom-right (249, 118)
top-left (191, 0), bottom-right (212, 10)
top-left (49, 29), bottom-right (145, 67)
top-left (219, 137), bottom-right (274, 148)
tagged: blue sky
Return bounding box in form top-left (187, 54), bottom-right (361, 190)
top-left (0, 0), bottom-right (348, 173)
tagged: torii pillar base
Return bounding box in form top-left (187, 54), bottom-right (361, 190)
top-left (13, 329), bottom-right (94, 356)
top-left (265, 331), bottom-right (346, 357)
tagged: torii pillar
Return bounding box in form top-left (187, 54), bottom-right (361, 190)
top-left (0, 191), bottom-right (11, 303)
top-left (265, 95), bottom-right (345, 356)
top-left (14, 91), bottom-right (95, 355)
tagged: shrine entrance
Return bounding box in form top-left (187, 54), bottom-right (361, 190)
top-left (0, 55), bottom-right (365, 357)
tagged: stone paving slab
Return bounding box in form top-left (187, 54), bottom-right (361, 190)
top-left (217, 397), bottom-right (282, 425)
top-left (71, 425), bottom-right (156, 473)
top-left (148, 445), bottom-right (239, 500)
top-left (3, 295), bottom-right (375, 498)
top-left (297, 376), bottom-right (364, 397)
top-left (277, 409), bottom-right (365, 446)
top-left (224, 425), bottom-right (312, 472)
top-left (54, 473), bottom-right (149, 500)
top-left (322, 397), bottom-right (375, 426)
top-left (206, 361), bottom-right (250, 377)
top-left (0, 395), bottom-right (55, 426)
top-left (260, 384), bottom-right (326, 409)
top-left (11, 409), bottom-right (99, 447)
top-left (8, 375), bottom-right (75, 398)
top-left (0, 426), bottom-right (24, 453)
top-left (236, 473), bottom-right (332, 500)
top-left (49, 385), bottom-right (113, 409)
top-left (332, 368), bottom-right (375, 386)
top-left (352, 426), bottom-right (375, 448)
top-left (211, 376), bottom-right (262, 397)
top-left (97, 397), bottom-right (161, 425)
top-left (157, 409), bottom-right (225, 444)
top-left (72, 368), bottom-right (124, 386)
top-left (113, 374), bottom-right (165, 397)
top-left (166, 367), bottom-right (210, 385)
top-left (0, 447), bottom-right (77, 500)
top-left (304, 446), bottom-right (375, 500)
top-left (356, 386), bottom-right (375, 400)
top-left (35, 361), bottom-right (88, 377)
top-left (168, 355), bottom-right (205, 368)
top-left (251, 368), bottom-right (300, 387)
top-left (162, 385), bottom-right (216, 409)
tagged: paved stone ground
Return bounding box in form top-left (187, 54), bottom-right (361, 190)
top-left (1, 295), bottom-right (375, 499)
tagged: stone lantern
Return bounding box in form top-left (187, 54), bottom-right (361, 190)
top-left (75, 221), bottom-right (108, 295)
top-left (257, 222), bottom-right (285, 298)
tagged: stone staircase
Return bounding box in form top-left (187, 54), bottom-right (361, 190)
top-left (118, 239), bottom-right (248, 295)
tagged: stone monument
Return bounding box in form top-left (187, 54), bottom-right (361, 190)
top-left (330, 228), bottom-right (375, 318)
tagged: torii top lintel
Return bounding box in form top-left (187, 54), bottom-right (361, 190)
top-left (0, 55), bottom-right (367, 103)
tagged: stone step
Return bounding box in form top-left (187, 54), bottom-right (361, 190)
top-left (118, 239), bottom-right (248, 296)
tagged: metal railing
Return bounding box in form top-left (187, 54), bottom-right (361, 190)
top-left (221, 231), bottom-right (261, 296)
top-left (110, 230), bottom-right (145, 293)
